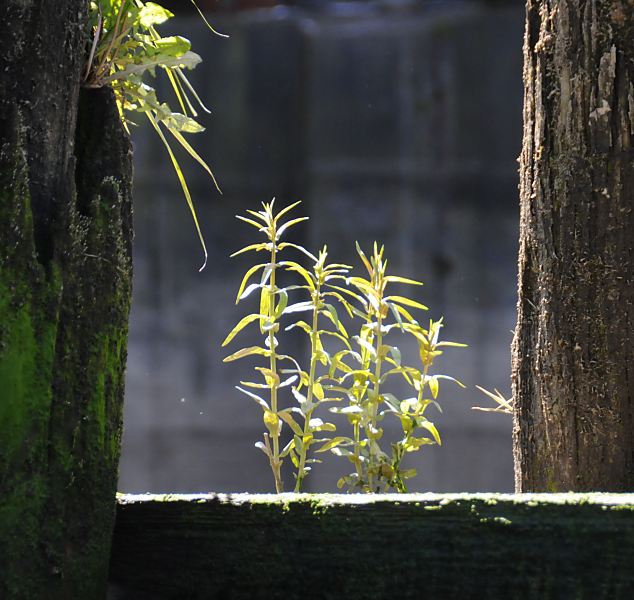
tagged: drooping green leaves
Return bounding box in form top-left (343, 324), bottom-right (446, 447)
top-left (85, 0), bottom-right (225, 269)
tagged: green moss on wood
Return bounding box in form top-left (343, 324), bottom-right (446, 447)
top-left (0, 89), bottom-right (132, 599)
top-left (110, 493), bottom-right (634, 599)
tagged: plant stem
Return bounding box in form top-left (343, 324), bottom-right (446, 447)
top-left (393, 361), bottom-right (430, 492)
top-left (294, 285), bottom-right (321, 492)
top-left (367, 312), bottom-right (384, 492)
top-left (268, 244), bottom-right (283, 493)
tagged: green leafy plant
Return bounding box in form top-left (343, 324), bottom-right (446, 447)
top-left (280, 246), bottom-right (353, 492)
top-left (84, 0), bottom-right (226, 269)
top-left (222, 200), bottom-right (310, 492)
top-left (327, 243), bottom-right (466, 492)
top-left (223, 201), bottom-right (465, 493)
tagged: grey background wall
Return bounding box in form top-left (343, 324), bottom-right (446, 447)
top-left (119, 1), bottom-right (524, 493)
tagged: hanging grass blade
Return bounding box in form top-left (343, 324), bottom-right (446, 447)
top-left (175, 67), bottom-right (212, 114)
top-left (146, 111), bottom-right (208, 271)
top-left (189, 0), bottom-right (229, 38)
top-left (168, 127), bottom-right (221, 193)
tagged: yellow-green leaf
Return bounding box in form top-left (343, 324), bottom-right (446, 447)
top-left (230, 243), bottom-right (268, 257)
top-left (312, 381), bottom-right (324, 401)
top-left (168, 127), bottom-right (221, 192)
top-left (236, 214), bottom-right (266, 230)
top-left (355, 242), bottom-right (373, 276)
top-left (223, 346), bottom-right (270, 362)
top-left (139, 2), bottom-right (174, 26)
top-left (278, 242), bottom-right (317, 262)
top-left (386, 296), bottom-right (428, 311)
top-left (420, 420), bottom-right (441, 445)
top-left (236, 263), bottom-right (266, 303)
top-left (263, 410), bottom-right (281, 436)
top-left (234, 386), bottom-right (269, 410)
top-left (316, 437), bottom-right (349, 453)
top-left (273, 200), bottom-right (303, 222)
top-left (384, 275), bottom-right (423, 286)
top-left (276, 216), bottom-right (309, 239)
top-left (280, 261), bottom-right (314, 288)
top-left (222, 313), bottom-right (262, 346)
top-left (279, 411), bottom-right (304, 436)
top-left (146, 112), bottom-right (207, 271)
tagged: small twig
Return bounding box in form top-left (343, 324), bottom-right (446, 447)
top-left (83, 11), bottom-right (102, 83)
top-left (473, 385), bottom-right (513, 415)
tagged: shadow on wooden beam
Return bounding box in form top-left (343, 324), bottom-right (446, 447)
top-left (108, 493), bottom-right (634, 599)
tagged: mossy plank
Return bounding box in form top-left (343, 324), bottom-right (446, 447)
top-left (0, 2), bottom-right (133, 597)
top-left (110, 493), bottom-right (634, 599)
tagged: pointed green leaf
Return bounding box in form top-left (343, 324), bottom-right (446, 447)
top-left (223, 346), bottom-right (270, 362)
top-left (235, 386), bottom-right (269, 410)
top-left (273, 200), bottom-right (303, 223)
top-left (386, 296), bottom-right (428, 311)
top-left (230, 243), bottom-right (268, 257)
top-left (384, 275), bottom-right (423, 286)
top-left (236, 263), bottom-right (266, 303)
top-left (420, 420), bottom-right (442, 445)
top-left (315, 437), bottom-right (349, 453)
top-left (279, 411), bottom-right (304, 436)
top-left (222, 313), bottom-right (262, 346)
top-left (276, 216), bottom-right (309, 239)
top-left (255, 441), bottom-right (270, 456)
top-left (278, 242), bottom-right (318, 262)
top-left (274, 288), bottom-right (288, 319)
top-left (236, 214), bottom-right (266, 230)
top-left (284, 301), bottom-right (314, 314)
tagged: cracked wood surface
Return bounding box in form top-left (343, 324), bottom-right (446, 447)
top-left (513, 0), bottom-right (634, 491)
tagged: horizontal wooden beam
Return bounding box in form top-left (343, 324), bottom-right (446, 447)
top-left (109, 493), bottom-right (634, 599)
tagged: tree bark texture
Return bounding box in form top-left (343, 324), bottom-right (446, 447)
top-left (109, 493), bottom-right (634, 599)
top-left (513, 0), bottom-right (634, 492)
top-left (0, 2), bottom-right (133, 598)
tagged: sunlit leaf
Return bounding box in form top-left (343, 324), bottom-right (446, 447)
top-left (274, 288), bottom-right (288, 319)
top-left (139, 3), bottom-right (173, 27)
top-left (235, 386), bottom-right (269, 410)
top-left (235, 263), bottom-right (267, 303)
top-left (168, 127), bottom-right (221, 192)
top-left (280, 261), bottom-right (314, 288)
top-left (263, 410), bottom-right (281, 436)
top-left (312, 381), bottom-right (325, 401)
top-left (146, 112), bottom-right (207, 271)
top-left (309, 418), bottom-right (336, 432)
top-left (279, 411), bottom-right (304, 436)
top-left (223, 346), bottom-right (270, 362)
top-left (284, 301), bottom-right (314, 314)
top-left (399, 468), bottom-right (417, 478)
top-left (355, 242), bottom-right (373, 276)
top-left (276, 216), bottom-right (309, 239)
top-left (255, 441), bottom-right (270, 456)
top-left (385, 295), bottom-right (428, 311)
top-left (187, 0), bottom-right (229, 37)
top-left (419, 420), bottom-right (441, 445)
top-left (222, 313), bottom-right (262, 346)
top-left (277, 242), bottom-right (318, 262)
top-left (315, 437), bottom-right (350, 453)
top-left (104, 50), bottom-right (201, 83)
top-left (236, 214), bottom-right (266, 230)
top-left (384, 275), bottom-right (423, 286)
top-left (230, 243), bottom-right (268, 257)
top-left (280, 438), bottom-right (295, 458)
top-left (273, 200), bottom-right (302, 223)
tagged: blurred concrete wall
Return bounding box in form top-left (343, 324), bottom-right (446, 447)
top-left (119, 1), bottom-right (524, 493)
